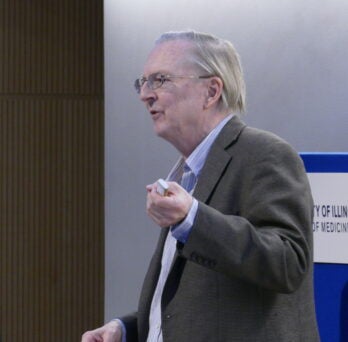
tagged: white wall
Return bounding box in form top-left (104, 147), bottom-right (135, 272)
top-left (104, 0), bottom-right (348, 320)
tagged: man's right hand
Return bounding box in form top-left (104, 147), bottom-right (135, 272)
top-left (81, 320), bottom-right (123, 342)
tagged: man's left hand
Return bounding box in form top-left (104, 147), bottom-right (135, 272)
top-left (146, 181), bottom-right (193, 228)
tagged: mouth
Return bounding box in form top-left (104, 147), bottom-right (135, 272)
top-left (150, 110), bottom-right (163, 120)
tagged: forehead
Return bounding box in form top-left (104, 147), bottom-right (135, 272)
top-left (143, 40), bottom-right (196, 75)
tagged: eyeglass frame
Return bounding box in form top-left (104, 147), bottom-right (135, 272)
top-left (134, 72), bottom-right (213, 94)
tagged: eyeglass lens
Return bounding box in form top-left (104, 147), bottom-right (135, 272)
top-left (135, 73), bottom-right (166, 93)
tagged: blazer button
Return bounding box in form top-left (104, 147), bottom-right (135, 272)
top-left (164, 314), bottom-right (171, 320)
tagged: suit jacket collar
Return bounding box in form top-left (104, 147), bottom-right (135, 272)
top-left (193, 115), bottom-right (246, 203)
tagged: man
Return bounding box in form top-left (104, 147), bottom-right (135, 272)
top-left (82, 30), bottom-right (319, 341)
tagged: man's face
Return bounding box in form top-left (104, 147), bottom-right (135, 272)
top-left (139, 40), bottom-right (209, 153)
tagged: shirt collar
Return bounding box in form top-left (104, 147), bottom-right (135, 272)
top-left (167, 114), bottom-right (233, 182)
top-left (185, 114), bottom-right (233, 177)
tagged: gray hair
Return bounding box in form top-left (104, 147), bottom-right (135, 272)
top-left (155, 30), bottom-right (246, 113)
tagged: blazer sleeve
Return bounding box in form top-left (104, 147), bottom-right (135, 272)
top-left (178, 131), bottom-right (314, 294)
top-left (118, 312), bottom-right (138, 342)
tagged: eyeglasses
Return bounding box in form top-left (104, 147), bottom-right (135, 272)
top-left (134, 72), bottom-right (212, 94)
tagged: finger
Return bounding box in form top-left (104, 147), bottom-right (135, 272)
top-left (146, 184), bottom-right (154, 192)
top-left (165, 181), bottom-right (187, 195)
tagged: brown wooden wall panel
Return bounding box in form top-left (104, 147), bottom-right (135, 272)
top-left (0, 0), bottom-right (103, 95)
top-left (0, 99), bottom-right (104, 341)
top-left (0, 1), bottom-right (104, 341)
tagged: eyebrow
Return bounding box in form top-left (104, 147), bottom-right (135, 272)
top-left (142, 71), bottom-right (173, 77)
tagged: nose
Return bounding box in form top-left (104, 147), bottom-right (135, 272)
top-left (139, 82), bottom-right (157, 103)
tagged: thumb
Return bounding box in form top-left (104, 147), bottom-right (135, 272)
top-left (166, 181), bottom-right (185, 194)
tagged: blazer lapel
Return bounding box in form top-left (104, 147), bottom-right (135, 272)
top-left (193, 115), bottom-right (246, 203)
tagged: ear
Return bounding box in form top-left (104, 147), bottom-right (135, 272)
top-left (204, 77), bottom-right (223, 109)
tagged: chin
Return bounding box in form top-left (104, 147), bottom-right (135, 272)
top-left (153, 122), bottom-right (168, 138)
top-left (154, 130), bottom-right (168, 140)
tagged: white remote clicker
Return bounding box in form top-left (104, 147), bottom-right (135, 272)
top-left (156, 178), bottom-right (169, 196)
